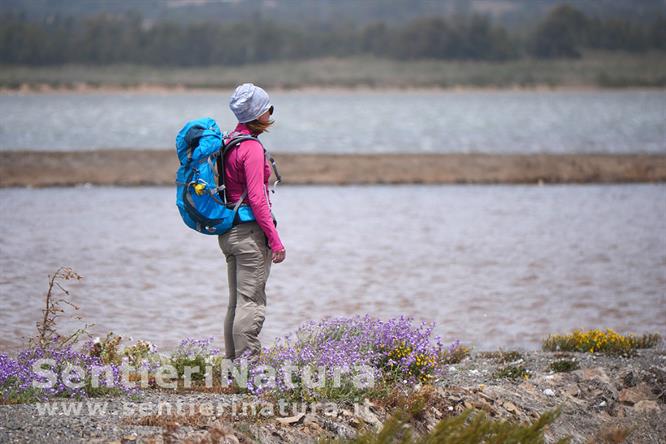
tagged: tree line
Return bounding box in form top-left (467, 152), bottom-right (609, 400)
top-left (1, 5), bottom-right (664, 66)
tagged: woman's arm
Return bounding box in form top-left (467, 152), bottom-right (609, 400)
top-left (241, 141), bottom-right (285, 253)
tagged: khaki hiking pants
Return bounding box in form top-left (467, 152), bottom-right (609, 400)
top-left (218, 221), bottom-right (272, 361)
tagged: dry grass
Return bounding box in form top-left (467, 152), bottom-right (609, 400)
top-left (591, 425), bottom-right (635, 444)
top-left (372, 384), bottom-right (452, 422)
top-left (174, 384), bottom-right (239, 395)
top-left (494, 365), bottom-right (531, 380)
top-left (324, 406), bottom-right (568, 444)
top-left (124, 411), bottom-right (211, 428)
top-left (441, 345), bottom-right (472, 365)
top-left (478, 350), bottom-right (524, 363)
top-left (126, 415), bottom-right (248, 444)
top-left (33, 266), bottom-right (85, 349)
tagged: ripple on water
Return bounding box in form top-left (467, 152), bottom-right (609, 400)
top-left (0, 184), bottom-right (664, 352)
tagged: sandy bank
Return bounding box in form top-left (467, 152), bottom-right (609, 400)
top-left (1, 151), bottom-right (665, 187)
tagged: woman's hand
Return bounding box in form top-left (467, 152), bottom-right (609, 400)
top-left (272, 248), bottom-right (286, 264)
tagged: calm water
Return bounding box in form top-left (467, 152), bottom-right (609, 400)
top-left (1, 90), bottom-right (665, 153)
top-left (0, 184), bottom-right (664, 353)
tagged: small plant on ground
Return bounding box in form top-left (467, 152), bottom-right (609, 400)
top-left (440, 340), bottom-right (471, 364)
top-left (1, 339), bottom-right (136, 403)
top-left (1, 268), bottom-right (136, 403)
top-left (550, 359), bottom-right (579, 373)
top-left (325, 407), bottom-right (569, 444)
top-left (594, 424), bottom-right (635, 444)
top-left (542, 329), bottom-right (661, 355)
top-left (122, 339), bottom-right (161, 369)
top-left (479, 350), bottom-right (524, 363)
top-left (245, 315), bottom-right (463, 403)
top-left (32, 266), bottom-right (88, 350)
top-left (88, 332), bottom-right (123, 365)
top-left (494, 365), bottom-right (531, 381)
top-left (170, 337), bottom-right (219, 381)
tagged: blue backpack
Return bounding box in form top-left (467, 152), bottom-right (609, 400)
top-left (175, 117), bottom-right (280, 235)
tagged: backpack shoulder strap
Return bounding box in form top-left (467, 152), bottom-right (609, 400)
top-left (216, 135), bottom-right (257, 204)
top-left (217, 135), bottom-right (283, 202)
top-left (264, 148), bottom-right (282, 194)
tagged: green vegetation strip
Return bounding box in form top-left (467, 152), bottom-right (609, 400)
top-left (1, 52), bottom-right (665, 90)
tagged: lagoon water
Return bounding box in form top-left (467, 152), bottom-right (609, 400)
top-left (1, 89), bottom-right (665, 353)
top-left (1, 89), bottom-right (665, 153)
top-left (0, 184), bottom-right (664, 353)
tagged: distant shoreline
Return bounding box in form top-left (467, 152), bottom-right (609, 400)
top-left (2, 83), bottom-right (664, 96)
top-left (1, 51), bottom-right (665, 92)
top-left (1, 150), bottom-right (665, 187)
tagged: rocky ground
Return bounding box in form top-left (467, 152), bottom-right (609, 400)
top-left (1, 349), bottom-right (664, 443)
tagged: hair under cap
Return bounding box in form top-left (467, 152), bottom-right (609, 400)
top-left (229, 83), bottom-right (272, 123)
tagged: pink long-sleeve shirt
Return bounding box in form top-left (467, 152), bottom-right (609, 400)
top-left (223, 123), bottom-right (284, 252)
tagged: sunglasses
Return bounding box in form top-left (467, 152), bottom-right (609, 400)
top-left (269, 105), bottom-right (274, 116)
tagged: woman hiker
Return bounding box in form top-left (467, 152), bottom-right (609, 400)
top-left (219, 83), bottom-right (286, 362)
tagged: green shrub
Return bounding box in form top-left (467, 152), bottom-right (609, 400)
top-left (326, 408), bottom-right (568, 444)
top-left (169, 337), bottom-right (218, 381)
top-left (542, 329), bottom-right (661, 355)
top-left (494, 365), bottom-right (530, 380)
top-left (549, 359), bottom-right (579, 373)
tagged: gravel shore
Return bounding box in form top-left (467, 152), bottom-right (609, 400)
top-left (1, 349), bottom-right (664, 443)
